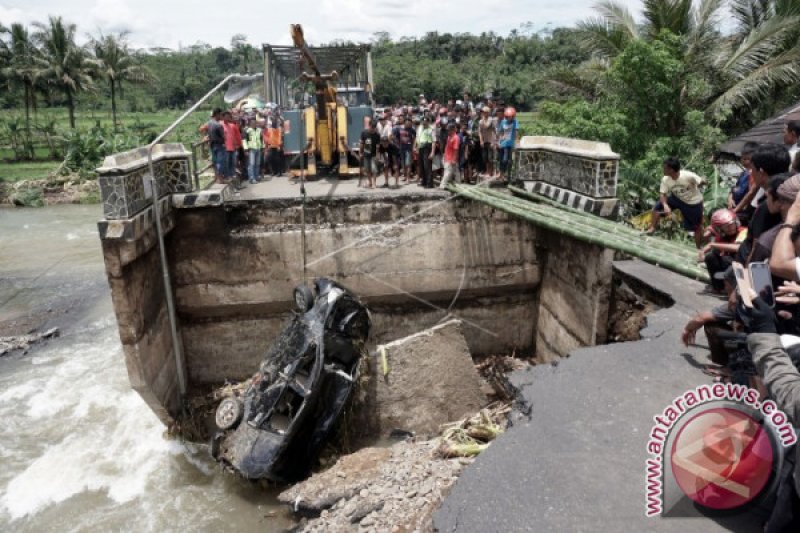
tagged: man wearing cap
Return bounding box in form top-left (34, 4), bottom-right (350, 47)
top-left (497, 107), bottom-right (518, 182)
top-left (439, 122), bottom-right (461, 189)
top-left (415, 115), bottom-right (435, 188)
top-left (646, 157), bottom-right (706, 248)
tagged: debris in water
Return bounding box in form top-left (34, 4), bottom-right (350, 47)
top-left (0, 327), bottom-right (59, 356)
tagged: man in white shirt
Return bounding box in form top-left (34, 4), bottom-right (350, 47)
top-left (646, 156), bottom-right (707, 248)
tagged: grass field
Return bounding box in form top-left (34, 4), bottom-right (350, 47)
top-left (0, 108), bottom-right (212, 183)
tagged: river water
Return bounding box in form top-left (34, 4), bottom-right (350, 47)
top-left (0, 205), bottom-right (292, 532)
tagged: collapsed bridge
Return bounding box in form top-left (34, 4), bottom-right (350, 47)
top-left (96, 134), bottom-right (705, 426)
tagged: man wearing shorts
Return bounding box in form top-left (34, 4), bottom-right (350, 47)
top-left (359, 120), bottom-right (380, 188)
top-left (393, 117), bottom-right (416, 182)
top-left (647, 156), bottom-right (706, 248)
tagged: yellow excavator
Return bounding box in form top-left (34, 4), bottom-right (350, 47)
top-left (289, 24), bottom-right (372, 177)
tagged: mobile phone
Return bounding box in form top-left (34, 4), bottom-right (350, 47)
top-left (732, 262), bottom-right (753, 307)
top-left (748, 261), bottom-right (775, 307)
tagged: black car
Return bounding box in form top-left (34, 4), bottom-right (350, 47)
top-left (210, 278), bottom-right (371, 481)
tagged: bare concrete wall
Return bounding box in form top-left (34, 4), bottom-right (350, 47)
top-left (102, 226), bottom-right (180, 423)
top-left (101, 191), bottom-right (617, 424)
top-left (535, 232), bottom-right (615, 362)
top-left (168, 195), bottom-right (542, 384)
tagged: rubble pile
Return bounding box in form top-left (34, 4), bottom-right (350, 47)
top-left (280, 440), bottom-right (473, 533)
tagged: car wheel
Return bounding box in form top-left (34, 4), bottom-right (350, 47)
top-left (215, 397), bottom-right (243, 430)
top-left (294, 284), bottom-right (315, 312)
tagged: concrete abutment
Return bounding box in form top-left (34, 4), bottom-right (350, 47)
top-left (100, 191), bottom-right (623, 425)
top-left (96, 136), bottom-right (628, 426)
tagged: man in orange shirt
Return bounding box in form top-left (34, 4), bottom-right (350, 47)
top-left (264, 116), bottom-right (283, 177)
top-left (439, 123), bottom-right (461, 189)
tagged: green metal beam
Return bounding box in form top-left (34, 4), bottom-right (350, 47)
top-left (449, 184), bottom-right (709, 282)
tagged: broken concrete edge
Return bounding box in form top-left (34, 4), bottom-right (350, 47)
top-left (356, 317), bottom-right (489, 440)
top-left (375, 318), bottom-right (463, 351)
top-left (221, 189), bottom-right (450, 210)
top-left (432, 261), bottom-right (727, 532)
top-left (507, 258), bottom-right (695, 420)
top-left (518, 135), bottom-right (619, 160)
top-left (96, 143), bottom-right (191, 175)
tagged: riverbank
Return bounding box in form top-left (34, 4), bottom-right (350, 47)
top-left (0, 175), bottom-right (100, 207)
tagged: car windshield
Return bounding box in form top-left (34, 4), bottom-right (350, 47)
top-left (337, 89), bottom-right (368, 106)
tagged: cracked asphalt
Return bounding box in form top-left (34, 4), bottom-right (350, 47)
top-left (434, 260), bottom-right (766, 532)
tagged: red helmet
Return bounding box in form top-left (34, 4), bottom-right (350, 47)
top-left (504, 106), bottom-right (517, 118)
top-left (710, 208), bottom-right (737, 228)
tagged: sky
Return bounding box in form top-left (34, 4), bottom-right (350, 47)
top-left (0, 0), bottom-right (647, 50)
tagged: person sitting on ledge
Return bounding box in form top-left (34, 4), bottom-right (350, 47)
top-left (646, 156), bottom-right (706, 248)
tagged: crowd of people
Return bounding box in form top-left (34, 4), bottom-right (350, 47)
top-left (201, 91), bottom-right (520, 190)
top-left (357, 93), bottom-right (519, 189)
top-left (677, 122), bottom-right (800, 530)
top-left (204, 106), bottom-right (286, 186)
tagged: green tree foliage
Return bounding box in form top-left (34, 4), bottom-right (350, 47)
top-left (577, 0), bottom-right (800, 128)
top-left (33, 16), bottom-right (95, 129)
top-left (370, 27), bottom-right (590, 107)
top-left (91, 32), bottom-right (156, 130)
top-left (2, 24), bottom-right (40, 152)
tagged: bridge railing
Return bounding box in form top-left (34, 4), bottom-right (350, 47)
top-left (513, 136), bottom-right (620, 218)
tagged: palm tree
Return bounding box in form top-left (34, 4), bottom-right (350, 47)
top-left (33, 16), bottom-right (94, 129)
top-left (1, 24), bottom-right (41, 145)
top-left (91, 32), bottom-right (155, 129)
top-left (577, 0), bottom-right (800, 120)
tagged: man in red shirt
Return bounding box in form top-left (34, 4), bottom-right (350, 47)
top-left (439, 123), bottom-right (461, 189)
top-left (222, 111), bottom-right (242, 181)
